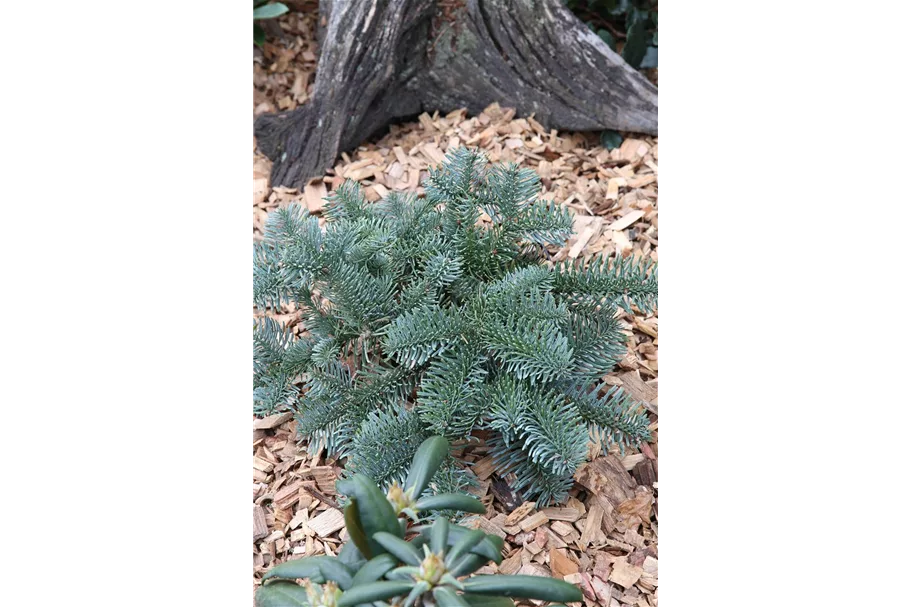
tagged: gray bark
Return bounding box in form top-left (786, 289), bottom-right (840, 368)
top-left (255, 0), bottom-right (658, 189)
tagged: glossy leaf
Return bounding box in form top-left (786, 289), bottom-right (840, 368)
top-left (431, 517), bottom-right (449, 554)
top-left (344, 500), bottom-right (373, 559)
top-left (337, 581), bottom-right (414, 607)
top-left (462, 575), bottom-right (583, 603)
top-left (419, 524), bottom-right (503, 565)
top-left (372, 531), bottom-right (422, 566)
top-left (445, 529), bottom-right (486, 567)
top-left (253, 3), bottom-right (289, 20)
top-left (261, 556), bottom-right (333, 583)
top-left (622, 8), bottom-right (649, 68)
top-left (433, 586), bottom-right (471, 607)
top-left (253, 23), bottom-right (265, 47)
top-left (449, 553), bottom-right (488, 578)
top-left (404, 435), bottom-right (450, 496)
top-left (341, 474), bottom-right (402, 557)
top-left (317, 559), bottom-right (354, 590)
top-left (336, 540), bottom-right (366, 568)
top-left (600, 129), bottom-right (623, 150)
top-left (254, 581), bottom-right (310, 607)
top-left (461, 594), bottom-right (515, 607)
top-left (415, 493), bottom-right (486, 514)
top-left (351, 553), bottom-right (399, 587)
top-left (596, 28), bottom-right (615, 49)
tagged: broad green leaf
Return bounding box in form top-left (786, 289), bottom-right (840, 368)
top-left (317, 559), bottom-right (354, 590)
top-left (622, 9), bottom-right (649, 68)
top-left (372, 531), bottom-right (422, 565)
top-left (433, 586), bottom-right (471, 607)
top-left (431, 517), bottom-right (449, 554)
top-left (337, 540), bottom-right (366, 568)
top-left (462, 575), bottom-right (583, 603)
top-left (253, 3), bottom-right (289, 20)
top-left (445, 529), bottom-right (486, 567)
top-left (262, 555), bottom-right (333, 582)
top-left (343, 474), bottom-right (401, 557)
top-left (449, 553), bottom-right (488, 577)
top-left (337, 581), bottom-right (414, 607)
top-left (600, 130), bottom-right (623, 150)
top-left (255, 581), bottom-right (311, 607)
top-left (351, 553), bottom-right (399, 586)
top-left (415, 493), bottom-right (486, 514)
top-left (461, 594), bottom-right (515, 607)
top-left (254, 23), bottom-right (265, 47)
top-left (421, 524), bottom-right (503, 565)
top-left (404, 435), bottom-right (449, 496)
top-left (344, 500), bottom-right (373, 559)
top-left (596, 29), bottom-right (615, 49)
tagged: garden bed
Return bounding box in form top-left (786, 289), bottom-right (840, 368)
top-left (253, 7), bottom-right (658, 606)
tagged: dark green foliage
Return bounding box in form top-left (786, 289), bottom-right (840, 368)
top-left (563, 0), bottom-right (658, 69)
top-left (255, 438), bottom-right (582, 607)
top-left (253, 147), bottom-right (657, 505)
top-left (253, 1), bottom-right (289, 47)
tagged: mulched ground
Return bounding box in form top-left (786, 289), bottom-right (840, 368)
top-left (253, 7), bottom-right (658, 606)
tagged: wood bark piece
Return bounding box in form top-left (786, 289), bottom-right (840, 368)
top-left (549, 548), bottom-right (579, 577)
top-left (498, 550), bottom-right (522, 575)
top-left (575, 455), bottom-right (636, 536)
top-left (505, 501), bottom-right (537, 526)
top-left (253, 412), bottom-right (294, 430)
top-left (578, 501), bottom-right (603, 548)
top-left (540, 506), bottom-right (583, 523)
top-left (308, 508), bottom-right (346, 537)
top-left (618, 370), bottom-right (658, 414)
top-left (609, 558), bottom-right (643, 589)
top-left (255, 0), bottom-right (658, 188)
top-left (519, 511), bottom-right (549, 532)
top-left (253, 504), bottom-right (269, 541)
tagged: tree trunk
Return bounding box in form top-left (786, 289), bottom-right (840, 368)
top-left (255, 0), bottom-right (658, 189)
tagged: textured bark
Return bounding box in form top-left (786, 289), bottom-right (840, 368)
top-left (255, 0), bottom-right (658, 189)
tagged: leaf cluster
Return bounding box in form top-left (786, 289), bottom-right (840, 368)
top-left (255, 437), bottom-right (582, 607)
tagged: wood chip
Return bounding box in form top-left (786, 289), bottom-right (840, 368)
top-left (498, 550), bottom-right (522, 575)
top-left (253, 412), bottom-right (294, 430)
top-left (418, 112), bottom-right (436, 132)
top-left (550, 548), bottom-right (579, 577)
top-left (618, 371), bottom-right (658, 414)
top-left (609, 559), bottom-right (643, 589)
top-left (310, 466), bottom-right (337, 495)
top-left (474, 515), bottom-right (507, 539)
top-left (253, 455), bottom-right (275, 474)
top-left (308, 508), bottom-right (345, 538)
top-left (540, 507), bottom-right (582, 523)
top-left (575, 455), bottom-right (636, 535)
top-left (253, 504), bottom-right (269, 541)
top-left (303, 181), bottom-right (328, 213)
top-left (579, 501), bottom-right (604, 548)
top-left (275, 482), bottom-right (302, 511)
top-left (608, 210), bottom-right (645, 231)
top-left (519, 511), bottom-right (548, 532)
top-left (505, 501), bottom-right (536, 526)
top-left (472, 455), bottom-right (496, 480)
top-left (621, 453), bottom-right (647, 471)
top-left (551, 521), bottom-right (575, 536)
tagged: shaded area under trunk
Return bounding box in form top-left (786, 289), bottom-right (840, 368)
top-left (255, 0), bottom-right (658, 189)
